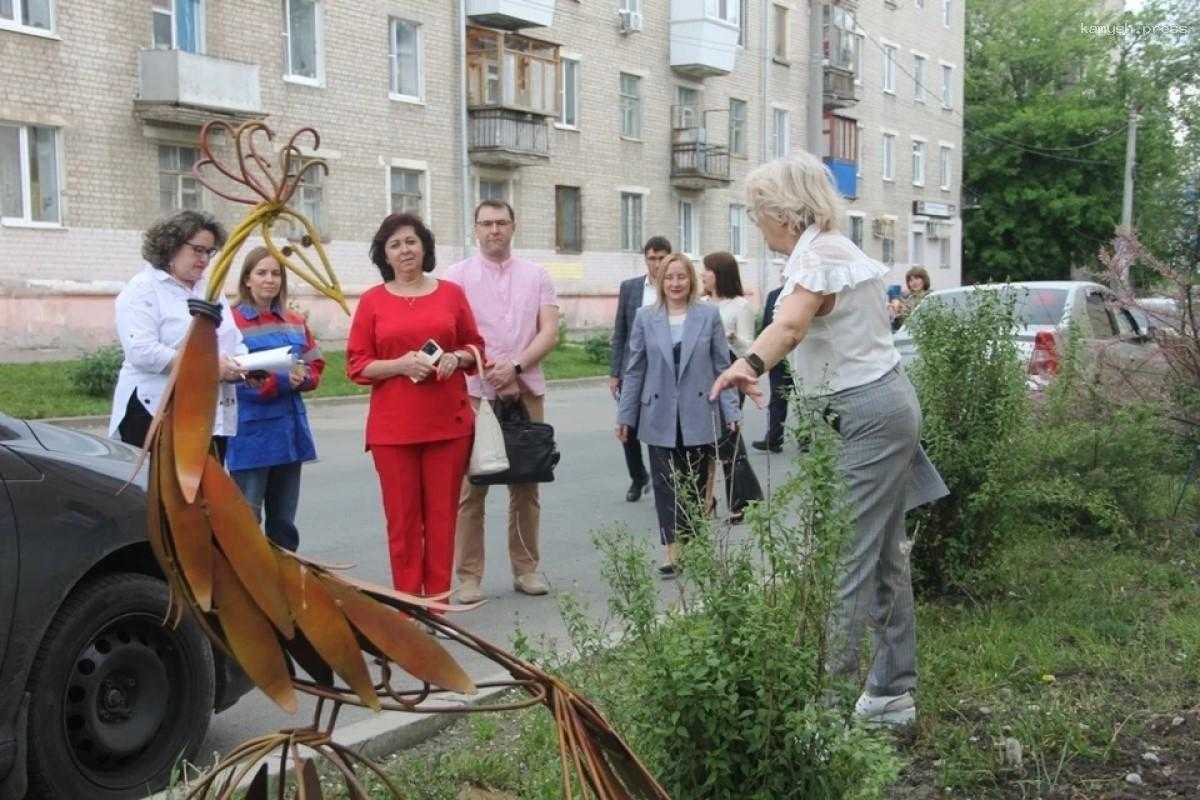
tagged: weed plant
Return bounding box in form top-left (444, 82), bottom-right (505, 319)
top-left (69, 344), bottom-right (123, 398)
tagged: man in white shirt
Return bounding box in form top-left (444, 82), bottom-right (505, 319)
top-left (608, 236), bottom-right (672, 502)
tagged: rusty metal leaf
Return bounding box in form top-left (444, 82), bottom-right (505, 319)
top-left (213, 550), bottom-right (298, 713)
top-left (157, 418), bottom-right (213, 611)
top-left (277, 553), bottom-right (380, 710)
top-left (200, 455), bottom-right (294, 638)
top-left (296, 757), bottom-right (323, 800)
top-left (171, 318), bottom-right (218, 503)
top-left (245, 763), bottom-right (270, 800)
top-left (321, 576), bottom-right (475, 695)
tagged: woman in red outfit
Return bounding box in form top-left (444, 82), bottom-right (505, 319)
top-left (346, 213), bottom-right (485, 600)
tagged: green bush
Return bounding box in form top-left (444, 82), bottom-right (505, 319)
top-left (581, 332), bottom-right (612, 366)
top-left (69, 344), bottom-right (124, 398)
top-left (554, 400), bottom-right (902, 799)
top-left (906, 290), bottom-right (1030, 594)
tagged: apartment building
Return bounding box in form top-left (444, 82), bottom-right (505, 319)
top-left (0, 0), bottom-right (963, 350)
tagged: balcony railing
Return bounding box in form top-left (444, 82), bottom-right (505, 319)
top-left (823, 67), bottom-right (858, 109)
top-left (468, 108), bottom-right (550, 166)
top-left (134, 49), bottom-right (263, 125)
top-left (671, 142), bottom-right (732, 189)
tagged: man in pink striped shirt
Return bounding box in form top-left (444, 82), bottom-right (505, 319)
top-left (443, 200), bottom-right (560, 603)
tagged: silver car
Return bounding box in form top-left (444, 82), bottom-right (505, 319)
top-left (893, 281), bottom-right (1161, 391)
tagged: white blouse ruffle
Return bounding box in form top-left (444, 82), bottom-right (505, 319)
top-left (780, 226), bottom-right (889, 296)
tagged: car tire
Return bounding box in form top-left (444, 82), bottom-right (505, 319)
top-left (25, 572), bottom-right (215, 800)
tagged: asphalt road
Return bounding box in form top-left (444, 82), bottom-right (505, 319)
top-left (195, 378), bottom-right (790, 758)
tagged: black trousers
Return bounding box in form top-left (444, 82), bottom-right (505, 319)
top-left (622, 424), bottom-right (648, 485)
top-left (647, 429), bottom-right (713, 546)
top-left (766, 364), bottom-right (794, 446)
top-left (116, 388), bottom-right (227, 463)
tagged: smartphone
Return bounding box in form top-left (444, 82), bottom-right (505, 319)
top-left (411, 338), bottom-right (444, 382)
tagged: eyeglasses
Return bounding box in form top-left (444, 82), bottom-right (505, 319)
top-left (475, 219), bottom-right (513, 230)
top-left (184, 241), bottom-right (219, 259)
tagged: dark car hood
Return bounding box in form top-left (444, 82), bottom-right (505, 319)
top-left (0, 413), bottom-right (147, 490)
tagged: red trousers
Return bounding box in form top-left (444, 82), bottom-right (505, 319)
top-left (371, 435), bottom-right (472, 600)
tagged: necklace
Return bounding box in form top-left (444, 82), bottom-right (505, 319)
top-left (389, 276), bottom-right (430, 307)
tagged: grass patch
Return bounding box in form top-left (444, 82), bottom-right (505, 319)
top-left (0, 344), bottom-right (608, 420)
top-left (310, 532), bottom-right (1200, 799)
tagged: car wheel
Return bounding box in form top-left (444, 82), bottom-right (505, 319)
top-left (26, 572), bottom-right (215, 799)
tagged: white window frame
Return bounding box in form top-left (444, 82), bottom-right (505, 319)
top-left (557, 56), bottom-right (580, 130)
top-left (942, 0), bottom-right (951, 28)
top-left (0, 0), bottom-right (56, 37)
top-left (387, 160), bottom-right (428, 220)
top-left (388, 18), bottom-right (424, 104)
top-left (912, 52), bottom-right (927, 103)
top-left (619, 190), bottom-right (646, 252)
top-left (910, 223), bottom-right (926, 267)
top-left (940, 61), bottom-right (954, 108)
top-left (678, 199), bottom-right (698, 257)
top-left (729, 203), bottom-right (746, 256)
top-left (911, 137), bottom-right (926, 187)
top-left (477, 177), bottom-right (510, 204)
top-left (619, 72), bottom-right (642, 139)
top-left (728, 98), bottom-right (747, 156)
top-left (847, 212), bottom-right (865, 249)
top-left (705, 0), bottom-right (740, 25)
top-left (282, 0), bottom-right (324, 87)
top-left (939, 232), bottom-right (952, 270)
top-left (772, 3), bottom-right (789, 62)
top-left (737, 0), bottom-right (749, 47)
top-left (0, 123), bottom-right (63, 228)
top-left (881, 40), bottom-right (897, 94)
top-left (286, 159), bottom-right (327, 239)
top-left (771, 106), bottom-right (790, 159)
top-left (151, 0), bottom-right (205, 53)
top-left (853, 31), bottom-right (864, 85)
top-left (620, 0), bottom-right (641, 12)
top-left (158, 144), bottom-right (203, 213)
top-left (938, 142), bottom-right (953, 191)
top-left (881, 131), bottom-right (896, 182)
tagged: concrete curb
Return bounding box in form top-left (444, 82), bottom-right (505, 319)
top-left (146, 671), bottom-right (516, 799)
top-left (40, 375), bottom-right (611, 429)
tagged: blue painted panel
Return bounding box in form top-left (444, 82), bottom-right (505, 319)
top-left (824, 157), bottom-right (858, 199)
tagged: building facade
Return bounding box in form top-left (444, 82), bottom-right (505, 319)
top-left (0, 0), bottom-right (963, 351)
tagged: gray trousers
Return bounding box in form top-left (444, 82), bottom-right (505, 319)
top-left (822, 366), bottom-right (947, 697)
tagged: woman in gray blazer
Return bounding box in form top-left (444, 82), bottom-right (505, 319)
top-left (617, 253), bottom-right (741, 575)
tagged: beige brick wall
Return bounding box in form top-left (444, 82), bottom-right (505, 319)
top-left (0, 0), bottom-right (963, 352)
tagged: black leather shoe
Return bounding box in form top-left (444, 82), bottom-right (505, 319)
top-left (626, 480), bottom-right (647, 502)
top-left (751, 439), bottom-right (783, 453)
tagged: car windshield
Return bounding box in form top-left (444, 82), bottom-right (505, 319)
top-left (914, 286), bottom-right (1069, 328)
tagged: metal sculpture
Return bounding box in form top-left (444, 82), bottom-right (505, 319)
top-left (143, 121), bottom-right (668, 799)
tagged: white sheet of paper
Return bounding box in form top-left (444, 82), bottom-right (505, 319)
top-left (234, 346), bottom-right (296, 373)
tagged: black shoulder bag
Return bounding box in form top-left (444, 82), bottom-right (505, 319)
top-left (468, 398), bottom-right (561, 486)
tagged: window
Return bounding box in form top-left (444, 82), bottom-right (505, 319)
top-left (729, 204), bottom-right (746, 256)
top-left (705, 0), bottom-right (739, 25)
top-left (737, 0), bottom-right (749, 46)
top-left (856, 122), bottom-right (864, 176)
top-left (619, 73), bottom-right (641, 138)
top-left (465, 28), bottom-right (558, 115)
top-left (854, 32), bottom-right (864, 83)
top-left (390, 167), bottom-right (423, 216)
top-left (771, 108), bottom-right (789, 159)
top-left (772, 4), bottom-right (788, 61)
top-left (152, 0), bottom-right (203, 52)
top-left (941, 64), bottom-right (953, 108)
top-left (0, 0), bottom-right (53, 33)
top-left (479, 179), bottom-right (508, 202)
top-left (848, 215), bottom-right (864, 248)
top-left (911, 226), bottom-right (925, 266)
top-left (678, 200), bottom-right (697, 256)
top-left (913, 54), bottom-right (926, 102)
top-left (939, 145), bottom-right (952, 190)
top-left (620, 192), bottom-right (644, 252)
top-left (620, 0), bottom-right (641, 11)
top-left (555, 186), bottom-right (582, 253)
top-left (1086, 292), bottom-right (1118, 338)
top-left (882, 236), bottom-right (895, 265)
top-left (882, 44), bottom-right (897, 93)
top-left (911, 139), bottom-right (926, 186)
top-left (559, 57), bottom-right (580, 128)
top-left (728, 98), bottom-right (747, 156)
top-left (283, 0), bottom-right (322, 83)
top-left (939, 236), bottom-right (951, 270)
top-left (676, 86), bottom-right (700, 129)
top-left (0, 124), bottom-right (60, 225)
top-left (881, 133), bottom-right (895, 181)
top-left (942, 0), bottom-right (951, 27)
top-left (158, 146), bottom-right (202, 212)
top-left (389, 19), bottom-right (422, 100)
top-left (286, 161), bottom-right (326, 239)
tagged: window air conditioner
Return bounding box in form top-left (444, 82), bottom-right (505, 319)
top-left (871, 218), bottom-right (885, 238)
top-left (618, 9), bottom-right (644, 33)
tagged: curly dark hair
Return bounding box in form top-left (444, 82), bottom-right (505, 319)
top-left (369, 213), bottom-right (436, 279)
top-left (141, 210), bottom-right (227, 270)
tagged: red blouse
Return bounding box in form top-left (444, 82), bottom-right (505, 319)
top-left (346, 281), bottom-right (485, 447)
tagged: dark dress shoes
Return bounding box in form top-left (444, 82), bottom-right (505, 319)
top-left (751, 438), bottom-right (783, 453)
top-left (626, 479), bottom-right (649, 502)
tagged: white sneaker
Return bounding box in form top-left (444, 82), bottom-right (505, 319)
top-left (853, 691), bottom-right (916, 729)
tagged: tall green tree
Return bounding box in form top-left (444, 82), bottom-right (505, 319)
top-left (963, 0), bottom-right (1198, 284)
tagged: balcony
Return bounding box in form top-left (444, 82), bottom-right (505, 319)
top-left (823, 157), bottom-right (858, 199)
top-left (670, 0), bottom-right (740, 78)
top-left (466, 27), bottom-right (559, 116)
top-left (822, 113), bottom-right (858, 198)
top-left (134, 49), bottom-right (263, 126)
top-left (466, 0), bottom-right (554, 30)
top-left (823, 67), bottom-right (858, 109)
top-left (671, 142), bottom-right (732, 189)
top-left (822, 4), bottom-right (859, 109)
top-left (468, 108), bottom-right (550, 166)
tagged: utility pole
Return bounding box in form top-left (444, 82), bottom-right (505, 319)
top-left (1121, 105), bottom-right (1138, 230)
top-left (807, 0), bottom-right (824, 158)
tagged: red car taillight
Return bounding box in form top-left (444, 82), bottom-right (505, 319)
top-left (1028, 330), bottom-right (1059, 376)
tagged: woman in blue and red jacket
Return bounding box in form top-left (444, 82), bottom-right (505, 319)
top-left (226, 245), bottom-right (325, 551)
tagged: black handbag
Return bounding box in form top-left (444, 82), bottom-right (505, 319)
top-left (468, 398), bottom-right (561, 486)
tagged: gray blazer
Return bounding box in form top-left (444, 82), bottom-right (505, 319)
top-left (609, 275), bottom-right (647, 378)
top-left (617, 302), bottom-right (741, 448)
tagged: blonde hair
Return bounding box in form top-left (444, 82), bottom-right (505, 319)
top-left (237, 246), bottom-right (288, 308)
top-left (655, 252), bottom-right (700, 307)
top-left (744, 153), bottom-right (846, 235)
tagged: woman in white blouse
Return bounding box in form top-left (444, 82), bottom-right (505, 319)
top-left (711, 154), bottom-right (947, 729)
top-left (109, 210), bottom-right (246, 459)
top-left (701, 251), bottom-right (763, 523)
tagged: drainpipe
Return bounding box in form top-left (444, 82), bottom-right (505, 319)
top-left (459, 0), bottom-right (474, 259)
top-left (807, 1), bottom-right (823, 157)
top-left (758, 0), bottom-right (770, 298)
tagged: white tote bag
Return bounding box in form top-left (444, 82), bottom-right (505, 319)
top-left (465, 345), bottom-right (509, 477)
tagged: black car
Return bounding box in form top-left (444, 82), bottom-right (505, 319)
top-left (0, 414), bottom-right (249, 799)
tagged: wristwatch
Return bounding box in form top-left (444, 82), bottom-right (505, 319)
top-left (513, 360), bottom-right (524, 375)
top-left (743, 352), bottom-right (766, 377)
